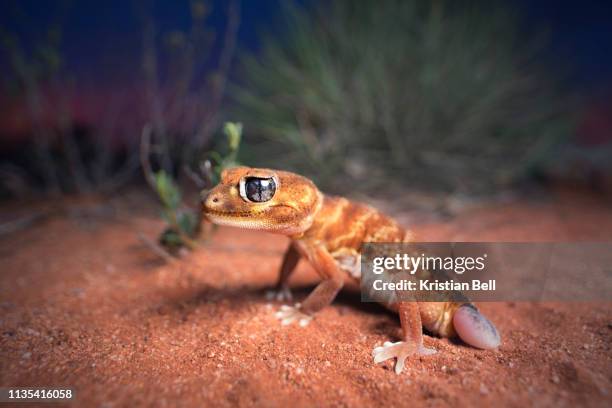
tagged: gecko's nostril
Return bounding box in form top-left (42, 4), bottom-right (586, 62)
top-left (212, 197), bottom-right (219, 203)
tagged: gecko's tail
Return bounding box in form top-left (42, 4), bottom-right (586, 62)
top-left (453, 304), bottom-right (500, 349)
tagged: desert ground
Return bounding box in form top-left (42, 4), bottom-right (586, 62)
top-left (1, 187), bottom-right (610, 407)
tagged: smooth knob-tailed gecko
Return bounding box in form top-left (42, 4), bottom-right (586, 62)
top-left (202, 167), bottom-right (500, 374)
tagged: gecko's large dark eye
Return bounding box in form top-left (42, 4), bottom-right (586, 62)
top-left (243, 177), bottom-right (276, 202)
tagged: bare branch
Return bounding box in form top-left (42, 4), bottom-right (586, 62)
top-left (140, 123), bottom-right (157, 190)
top-left (56, 81), bottom-right (91, 193)
top-left (0, 211), bottom-right (50, 236)
top-left (199, 159), bottom-right (214, 187)
top-left (193, 0), bottom-right (241, 147)
top-left (141, 12), bottom-right (172, 173)
top-left (183, 164), bottom-right (207, 189)
top-left (98, 153), bottom-right (140, 193)
top-left (0, 164), bottom-right (33, 198)
top-left (137, 232), bottom-right (175, 263)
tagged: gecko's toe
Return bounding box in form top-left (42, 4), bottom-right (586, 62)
top-left (453, 304), bottom-right (500, 350)
top-left (274, 304), bottom-right (312, 327)
top-left (265, 287), bottom-right (293, 302)
top-left (372, 341), bottom-right (436, 374)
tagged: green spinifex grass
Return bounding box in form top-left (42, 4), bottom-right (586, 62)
top-left (233, 0), bottom-right (574, 192)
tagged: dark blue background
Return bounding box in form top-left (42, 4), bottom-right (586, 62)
top-left (1, 0), bottom-right (610, 92)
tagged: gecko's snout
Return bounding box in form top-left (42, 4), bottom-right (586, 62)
top-left (453, 304), bottom-right (500, 350)
top-left (201, 190), bottom-right (224, 213)
top-left (199, 190), bottom-right (211, 204)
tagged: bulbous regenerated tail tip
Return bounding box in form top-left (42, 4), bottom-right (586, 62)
top-left (453, 304), bottom-right (501, 350)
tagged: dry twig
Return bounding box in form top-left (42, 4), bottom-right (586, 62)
top-left (137, 232), bottom-right (175, 263)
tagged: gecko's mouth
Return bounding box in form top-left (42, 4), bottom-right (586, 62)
top-left (202, 204), bottom-right (305, 234)
top-left (202, 208), bottom-right (269, 229)
top-left (203, 207), bottom-right (269, 218)
top-left (203, 203), bottom-right (297, 219)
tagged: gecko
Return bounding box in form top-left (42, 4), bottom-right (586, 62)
top-left (202, 167), bottom-right (500, 374)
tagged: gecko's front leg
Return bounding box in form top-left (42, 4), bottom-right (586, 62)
top-left (267, 243), bottom-right (300, 301)
top-left (275, 244), bottom-right (344, 326)
top-left (372, 301), bottom-right (436, 374)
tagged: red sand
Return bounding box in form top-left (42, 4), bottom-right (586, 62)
top-left (0, 189), bottom-right (610, 407)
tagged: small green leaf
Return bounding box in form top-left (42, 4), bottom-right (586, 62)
top-left (177, 211), bottom-right (197, 237)
top-left (159, 228), bottom-right (183, 248)
top-left (209, 151), bottom-right (223, 164)
top-left (160, 209), bottom-right (172, 224)
top-left (224, 122), bottom-right (243, 152)
top-left (155, 170), bottom-right (181, 210)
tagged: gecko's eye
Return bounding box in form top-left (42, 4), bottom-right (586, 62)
top-left (240, 177), bottom-right (276, 203)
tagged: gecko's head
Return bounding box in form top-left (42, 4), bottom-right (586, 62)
top-left (202, 167), bottom-right (322, 235)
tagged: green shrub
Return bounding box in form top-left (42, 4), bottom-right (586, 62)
top-left (233, 0), bottom-right (574, 192)
top-left (148, 122), bottom-right (243, 253)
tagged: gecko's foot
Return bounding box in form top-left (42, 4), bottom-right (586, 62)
top-left (265, 286), bottom-right (293, 302)
top-left (274, 304), bottom-right (312, 327)
top-left (372, 341), bottom-right (436, 374)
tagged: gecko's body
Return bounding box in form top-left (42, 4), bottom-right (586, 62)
top-left (203, 167), bottom-right (500, 374)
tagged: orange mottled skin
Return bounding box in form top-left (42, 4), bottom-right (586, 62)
top-left (203, 167), bottom-right (498, 373)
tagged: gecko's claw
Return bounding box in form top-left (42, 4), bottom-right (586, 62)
top-left (265, 286), bottom-right (293, 302)
top-left (274, 304), bottom-right (312, 327)
top-left (372, 341), bottom-right (436, 374)
top-left (453, 304), bottom-right (500, 350)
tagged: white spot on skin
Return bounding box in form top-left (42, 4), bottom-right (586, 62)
top-left (333, 252), bottom-right (361, 279)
